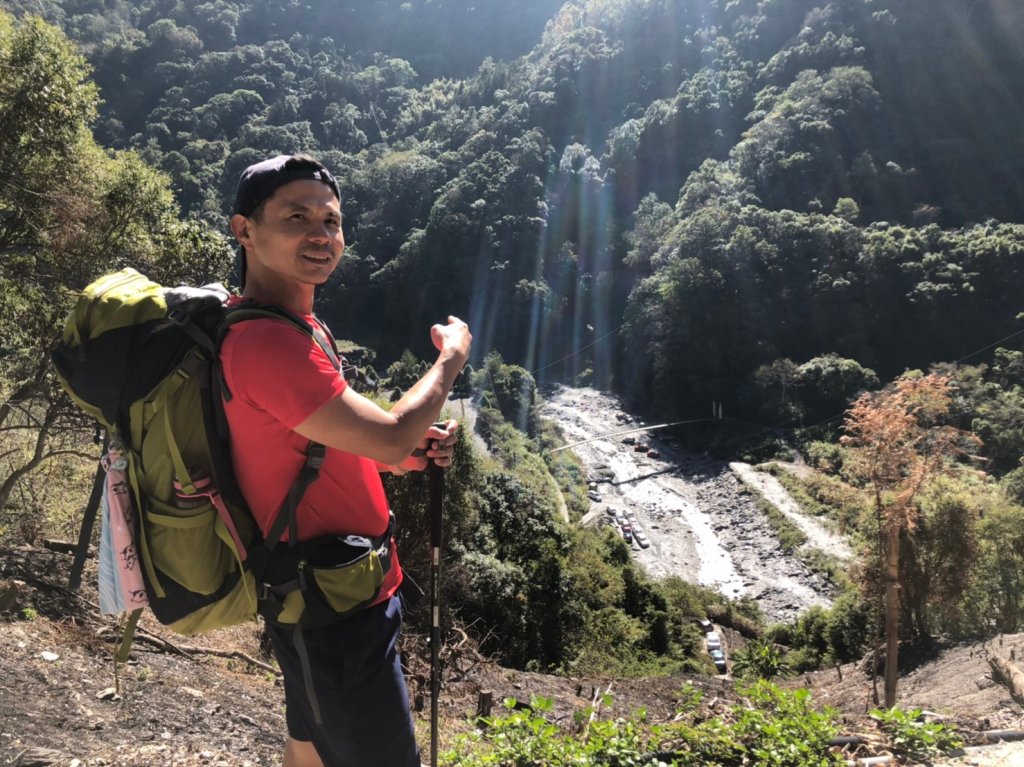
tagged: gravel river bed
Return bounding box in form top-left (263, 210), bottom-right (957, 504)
top-left (541, 386), bottom-right (842, 623)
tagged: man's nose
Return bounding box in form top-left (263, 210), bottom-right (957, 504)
top-left (306, 223), bottom-right (334, 244)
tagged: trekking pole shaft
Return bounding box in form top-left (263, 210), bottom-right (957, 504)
top-left (70, 439), bottom-right (109, 590)
top-left (429, 459), bottom-right (444, 767)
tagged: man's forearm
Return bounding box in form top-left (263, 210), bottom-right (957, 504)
top-left (390, 351), bottom-right (463, 424)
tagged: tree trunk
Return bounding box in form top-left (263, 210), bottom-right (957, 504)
top-left (0, 399), bottom-right (60, 510)
top-left (884, 521), bottom-right (901, 708)
top-left (989, 656), bottom-right (1024, 708)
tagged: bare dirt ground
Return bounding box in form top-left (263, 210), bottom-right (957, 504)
top-left (0, 545), bottom-right (732, 766)
top-left (3, 545), bottom-right (1024, 766)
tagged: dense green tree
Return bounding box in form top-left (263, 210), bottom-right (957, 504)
top-left (0, 11), bottom-right (233, 522)
top-left (753, 359), bottom-right (802, 423)
top-left (797, 354), bottom-right (879, 424)
top-left (734, 66), bottom-right (882, 213)
top-left (969, 496), bottom-right (1024, 634)
top-left (898, 477), bottom-right (981, 637)
top-left (471, 353), bottom-right (538, 435)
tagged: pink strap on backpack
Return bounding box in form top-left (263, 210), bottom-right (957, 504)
top-left (173, 472), bottom-right (248, 562)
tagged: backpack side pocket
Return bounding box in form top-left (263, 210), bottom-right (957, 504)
top-left (145, 497), bottom-right (234, 595)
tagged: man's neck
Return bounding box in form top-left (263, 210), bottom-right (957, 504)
top-left (242, 282), bottom-right (315, 316)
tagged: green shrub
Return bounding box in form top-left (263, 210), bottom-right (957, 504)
top-left (442, 696), bottom-right (651, 767)
top-left (731, 682), bottom-right (844, 767)
top-left (444, 684), bottom-right (844, 767)
top-left (871, 706), bottom-right (964, 761)
top-left (805, 441), bottom-right (846, 473)
top-left (731, 639), bottom-right (792, 679)
top-left (1000, 463), bottom-right (1024, 504)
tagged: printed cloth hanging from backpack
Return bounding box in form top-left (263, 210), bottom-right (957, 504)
top-left (97, 443), bottom-right (148, 614)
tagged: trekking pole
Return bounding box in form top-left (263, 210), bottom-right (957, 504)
top-left (428, 438), bottom-right (445, 767)
top-left (69, 434), bottom-right (109, 590)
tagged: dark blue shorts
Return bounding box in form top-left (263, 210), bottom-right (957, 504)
top-left (265, 595), bottom-right (419, 767)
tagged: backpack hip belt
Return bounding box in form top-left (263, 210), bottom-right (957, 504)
top-left (255, 512), bottom-right (395, 629)
top-left (255, 512), bottom-right (396, 727)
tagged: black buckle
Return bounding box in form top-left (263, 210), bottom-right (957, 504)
top-left (167, 307), bottom-right (188, 325)
top-left (306, 443), bottom-right (326, 470)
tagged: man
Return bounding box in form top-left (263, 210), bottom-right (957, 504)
top-left (222, 154), bottom-right (471, 767)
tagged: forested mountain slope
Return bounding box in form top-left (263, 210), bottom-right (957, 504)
top-left (7, 0), bottom-right (1022, 422)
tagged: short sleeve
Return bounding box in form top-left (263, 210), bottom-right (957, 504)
top-left (223, 319), bottom-right (347, 429)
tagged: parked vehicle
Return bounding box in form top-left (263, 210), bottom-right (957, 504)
top-left (588, 490), bottom-right (602, 502)
top-left (697, 618), bottom-right (714, 633)
top-left (709, 648), bottom-right (727, 673)
top-left (706, 631), bottom-right (722, 650)
top-left (634, 531), bottom-right (650, 548)
top-left (646, 449), bottom-right (660, 459)
top-left (622, 436), bottom-right (636, 445)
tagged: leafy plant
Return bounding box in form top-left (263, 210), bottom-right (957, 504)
top-left (442, 695), bottom-right (627, 766)
top-left (731, 639), bottom-right (792, 679)
top-left (871, 706), bottom-right (964, 761)
top-left (731, 682), bottom-right (844, 767)
top-left (444, 684), bottom-right (844, 767)
top-left (673, 682), bottom-right (703, 713)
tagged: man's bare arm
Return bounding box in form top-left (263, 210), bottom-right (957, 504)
top-left (293, 317), bottom-right (470, 465)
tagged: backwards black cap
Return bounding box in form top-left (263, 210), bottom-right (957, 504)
top-left (233, 153), bottom-right (340, 217)
top-left (232, 154), bottom-right (341, 288)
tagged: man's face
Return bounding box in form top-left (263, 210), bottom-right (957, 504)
top-left (233, 179), bottom-right (344, 287)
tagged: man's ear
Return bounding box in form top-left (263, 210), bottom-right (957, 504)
top-left (230, 214), bottom-right (252, 247)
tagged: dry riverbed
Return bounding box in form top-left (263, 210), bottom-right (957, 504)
top-left (541, 386), bottom-right (839, 623)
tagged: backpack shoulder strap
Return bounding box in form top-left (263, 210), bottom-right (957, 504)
top-left (220, 302), bottom-right (341, 377)
top-left (213, 302), bottom-right (342, 554)
top-left (310, 315), bottom-right (343, 369)
top-left (310, 317), bottom-right (343, 373)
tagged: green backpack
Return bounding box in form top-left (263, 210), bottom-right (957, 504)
top-left (52, 268), bottom-right (389, 640)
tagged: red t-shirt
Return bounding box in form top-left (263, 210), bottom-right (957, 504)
top-left (220, 309), bottom-right (401, 600)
